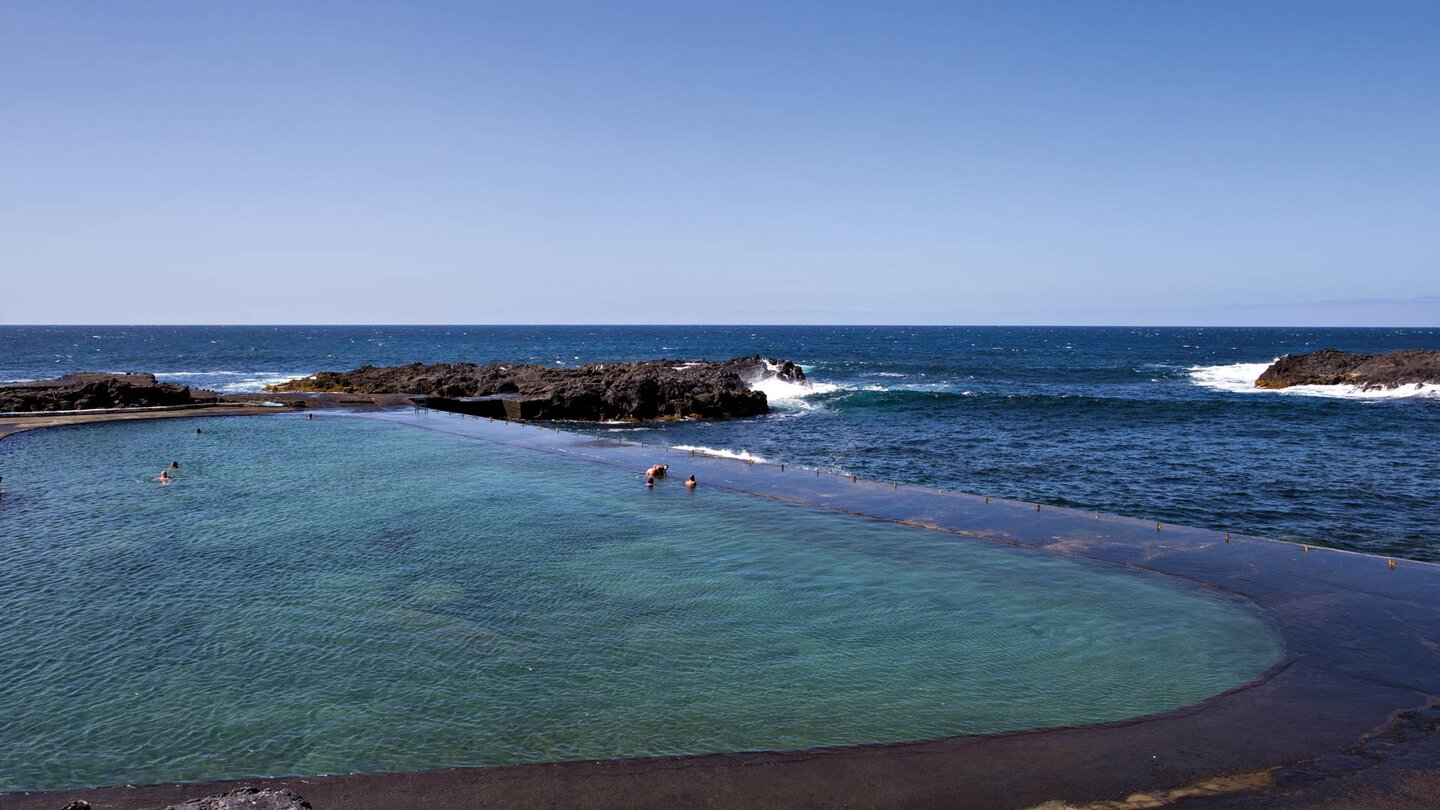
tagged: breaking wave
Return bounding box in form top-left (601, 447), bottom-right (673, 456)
top-left (744, 360), bottom-right (841, 410)
top-left (150, 371), bottom-right (311, 394)
top-left (1189, 361), bottom-right (1440, 400)
top-left (670, 444), bottom-right (769, 463)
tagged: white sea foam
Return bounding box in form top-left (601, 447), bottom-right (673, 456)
top-left (216, 373), bottom-right (311, 394)
top-left (748, 375), bottom-right (841, 403)
top-left (1189, 361), bottom-right (1440, 400)
top-left (153, 371), bottom-right (311, 394)
top-left (743, 360), bottom-right (840, 410)
top-left (1186, 362), bottom-right (1274, 393)
top-left (671, 444), bottom-right (768, 463)
top-left (856, 381), bottom-right (971, 395)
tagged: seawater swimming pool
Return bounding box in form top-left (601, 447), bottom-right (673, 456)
top-left (0, 415), bottom-right (1280, 791)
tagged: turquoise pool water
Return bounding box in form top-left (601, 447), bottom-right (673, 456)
top-left (0, 416), bottom-right (1281, 791)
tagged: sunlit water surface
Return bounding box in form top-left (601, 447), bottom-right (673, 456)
top-left (4, 325), bottom-right (1437, 559)
top-left (0, 416), bottom-right (1280, 791)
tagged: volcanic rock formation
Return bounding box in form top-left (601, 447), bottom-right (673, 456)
top-left (268, 356), bottom-right (807, 421)
top-left (1255, 349), bottom-right (1440, 390)
top-left (0, 373), bottom-right (219, 412)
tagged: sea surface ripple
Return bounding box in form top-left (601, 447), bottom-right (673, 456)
top-left (2, 325), bottom-right (1436, 559)
top-left (0, 416), bottom-right (1278, 790)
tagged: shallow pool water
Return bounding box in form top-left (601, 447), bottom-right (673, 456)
top-left (0, 416), bottom-right (1280, 790)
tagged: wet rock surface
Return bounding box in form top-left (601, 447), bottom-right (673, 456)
top-left (51, 788), bottom-right (309, 810)
top-left (0, 374), bottom-right (219, 412)
top-left (150, 788), bottom-right (310, 810)
top-left (1255, 349), bottom-right (1440, 390)
top-left (268, 356), bottom-right (806, 421)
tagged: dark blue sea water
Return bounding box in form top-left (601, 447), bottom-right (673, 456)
top-left (3, 325), bottom-right (1437, 560)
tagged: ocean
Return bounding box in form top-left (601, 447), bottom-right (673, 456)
top-left (2, 325), bottom-right (1437, 560)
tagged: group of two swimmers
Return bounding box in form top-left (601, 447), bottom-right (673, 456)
top-left (645, 463), bottom-right (696, 489)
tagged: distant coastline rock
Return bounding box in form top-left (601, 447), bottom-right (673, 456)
top-left (0, 373), bottom-right (219, 412)
top-left (268, 356), bottom-right (806, 421)
top-left (1256, 349), bottom-right (1440, 390)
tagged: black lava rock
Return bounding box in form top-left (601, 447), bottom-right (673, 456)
top-left (0, 374), bottom-right (219, 412)
top-left (269, 355), bottom-right (808, 422)
top-left (1255, 349), bottom-right (1440, 390)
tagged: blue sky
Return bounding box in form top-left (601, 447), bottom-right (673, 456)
top-left (2, 1), bottom-right (1437, 325)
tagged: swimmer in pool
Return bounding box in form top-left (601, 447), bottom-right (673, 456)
top-left (646, 475), bottom-right (655, 488)
top-left (157, 470), bottom-right (171, 484)
top-left (684, 475), bottom-right (696, 489)
top-left (307, 413), bottom-right (313, 420)
top-left (195, 427), bottom-right (203, 435)
top-left (170, 461), bottom-right (180, 470)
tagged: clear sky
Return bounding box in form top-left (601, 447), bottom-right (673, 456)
top-left (2, 1), bottom-right (1437, 325)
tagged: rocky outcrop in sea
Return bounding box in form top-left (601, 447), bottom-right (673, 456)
top-left (1255, 349), bottom-right (1440, 390)
top-left (268, 356), bottom-right (806, 421)
top-left (0, 373), bottom-right (219, 412)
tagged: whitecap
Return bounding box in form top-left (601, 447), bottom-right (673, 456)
top-left (1189, 361), bottom-right (1440, 400)
top-left (670, 444), bottom-right (768, 463)
top-left (748, 375), bottom-right (841, 404)
top-left (741, 360), bottom-right (841, 411)
top-left (153, 371), bottom-right (311, 394)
